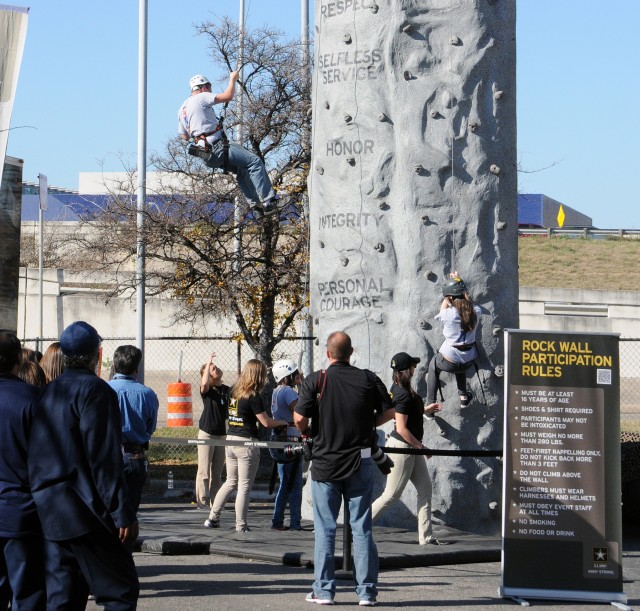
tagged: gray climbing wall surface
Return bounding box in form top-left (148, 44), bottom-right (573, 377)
top-left (308, 0), bottom-right (518, 535)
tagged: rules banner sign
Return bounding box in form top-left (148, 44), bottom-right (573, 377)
top-left (500, 330), bottom-right (626, 605)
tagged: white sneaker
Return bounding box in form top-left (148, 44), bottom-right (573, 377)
top-left (305, 592), bottom-right (334, 605)
top-left (359, 600), bottom-right (376, 607)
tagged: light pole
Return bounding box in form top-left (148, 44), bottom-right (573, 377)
top-left (233, 0), bottom-right (245, 273)
top-left (136, 0), bottom-right (148, 381)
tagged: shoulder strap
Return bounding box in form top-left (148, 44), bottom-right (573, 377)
top-left (316, 369), bottom-right (327, 403)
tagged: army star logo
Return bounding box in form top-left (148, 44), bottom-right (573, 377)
top-left (593, 547), bottom-right (608, 562)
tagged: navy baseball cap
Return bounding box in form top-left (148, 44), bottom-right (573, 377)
top-left (59, 321), bottom-right (102, 356)
top-left (390, 352), bottom-right (421, 371)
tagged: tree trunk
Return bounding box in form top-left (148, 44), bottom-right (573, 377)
top-left (309, 0), bottom-right (517, 535)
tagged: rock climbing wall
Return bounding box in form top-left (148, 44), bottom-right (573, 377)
top-left (308, 0), bottom-right (518, 535)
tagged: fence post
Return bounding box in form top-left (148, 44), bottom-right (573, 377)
top-left (237, 342), bottom-right (242, 377)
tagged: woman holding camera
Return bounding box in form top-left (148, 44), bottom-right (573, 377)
top-left (205, 359), bottom-right (288, 532)
top-left (372, 352), bottom-right (444, 545)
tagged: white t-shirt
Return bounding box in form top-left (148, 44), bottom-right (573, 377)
top-left (177, 92), bottom-right (222, 145)
top-left (436, 305), bottom-right (482, 364)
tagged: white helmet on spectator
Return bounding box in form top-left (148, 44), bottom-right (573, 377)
top-left (272, 359), bottom-right (298, 383)
top-left (189, 74), bottom-right (210, 91)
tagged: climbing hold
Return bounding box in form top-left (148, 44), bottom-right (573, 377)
top-left (422, 215), bottom-right (430, 225)
top-left (314, 318), bottom-right (319, 326)
top-left (370, 3), bottom-right (379, 13)
top-left (494, 90), bottom-right (504, 100)
top-left (377, 112), bottom-right (387, 122)
top-left (403, 70), bottom-right (412, 81)
top-left (344, 113), bottom-right (352, 123)
top-left (450, 35), bottom-right (462, 45)
top-left (401, 23), bottom-right (412, 33)
top-left (489, 501), bottom-right (498, 510)
top-left (438, 428), bottom-right (447, 437)
top-left (340, 256), bottom-right (349, 267)
top-left (492, 326), bottom-right (502, 337)
top-left (419, 320), bottom-right (431, 330)
top-left (493, 365), bottom-right (504, 378)
top-left (316, 165), bottom-right (324, 175)
top-left (469, 122), bottom-right (479, 132)
top-left (489, 164), bottom-right (501, 175)
top-left (374, 242), bottom-right (385, 253)
top-left (324, 100), bottom-right (330, 109)
top-left (426, 271), bottom-right (436, 281)
top-left (430, 110), bottom-right (441, 119)
top-left (497, 221), bottom-right (507, 230)
top-left (319, 241), bottom-right (325, 249)
top-left (379, 202), bottom-right (390, 211)
top-left (346, 157), bottom-right (355, 165)
top-left (414, 164), bottom-right (424, 173)
top-left (314, 338), bottom-right (319, 346)
top-left (343, 32), bottom-right (352, 44)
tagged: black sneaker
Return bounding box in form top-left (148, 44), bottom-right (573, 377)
top-left (262, 195), bottom-right (290, 216)
top-left (251, 205), bottom-right (265, 220)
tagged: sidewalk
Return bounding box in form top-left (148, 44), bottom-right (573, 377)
top-left (138, 482), bottom-right (499, 568)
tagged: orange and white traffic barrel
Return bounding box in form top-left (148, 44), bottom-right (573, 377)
top-left (167, 382), bottom-right (192, 427)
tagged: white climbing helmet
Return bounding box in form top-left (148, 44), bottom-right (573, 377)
top-left (272, 359), bottom-right (298, 383)
top-left (189, 74), bottom-right (210, 91)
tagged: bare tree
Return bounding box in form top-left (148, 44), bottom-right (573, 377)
top-left (70, 18), bottom-right (311, 365)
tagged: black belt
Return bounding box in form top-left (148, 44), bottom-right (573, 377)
top-left (123, 443), bottom-right (145, 453)
top-left (453, 344), bottom-right (474, 352)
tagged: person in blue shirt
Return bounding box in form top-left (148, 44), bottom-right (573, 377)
top-left (270, 359), bottom-right (304, 531)
top-left (0, 329), bottom-right (45, 610)
top-left (108, 345), bottom-right (159, 516)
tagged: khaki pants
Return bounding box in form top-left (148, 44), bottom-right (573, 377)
top-left (195, 430), bottom-right (227, 509)
top-left (371, 436), bottom-right (434, 544)
top-left (209, 436), bottom-right (260, 531)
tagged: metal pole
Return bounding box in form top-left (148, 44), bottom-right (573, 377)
top-left (136, 0), bottom-right (148, 381)
top-left (300, 0), bottom-right (313, 373)
top-left (233, 0), bottom-right (245, 273)
top-left (37, 173), bottom-right (47, 353)
top-left (37, 204), bottom-right (43, 352)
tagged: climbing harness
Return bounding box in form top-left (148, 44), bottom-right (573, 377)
top-left (188, 102), bottom-right (231, 174)
top-left (434, 341), bottom-right (487, 406)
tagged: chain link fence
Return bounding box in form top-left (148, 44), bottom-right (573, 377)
top-left (22, 336), bottom-right (640, 496)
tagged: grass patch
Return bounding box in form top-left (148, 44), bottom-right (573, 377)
top-left (519, 237), bottom-right (640, 290)
top-left (148, 426), bottom-right (199, 466)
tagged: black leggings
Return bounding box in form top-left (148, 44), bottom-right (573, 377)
top-left (426, 353), bottom-right (473, 403)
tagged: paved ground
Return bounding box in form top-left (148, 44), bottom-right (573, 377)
top-left (84, 495), bottom-right (640, 610)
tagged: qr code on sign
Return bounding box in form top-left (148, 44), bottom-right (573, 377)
top-left (597, 369), bottom-right (612, 385)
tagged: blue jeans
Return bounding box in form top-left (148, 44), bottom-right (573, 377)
top-left (205, 139), bottom-right (275, 204)
top-left (311, 458), bottom-right (378, 603)
top-left (272, 457), bottom-right (303, 529)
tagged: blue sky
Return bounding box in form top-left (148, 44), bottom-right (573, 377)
top-left (7, 1), bottom-right (640, 229)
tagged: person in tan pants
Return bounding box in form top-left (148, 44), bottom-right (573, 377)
top-left (204, 360), bottom-right (287, 532)
top-left (372, 352), bottom-right (448, 546)
top-left (196, 353), bottom-right (230, 509)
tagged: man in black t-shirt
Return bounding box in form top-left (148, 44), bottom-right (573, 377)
top-left (295, 332), bottom-right (391, 607)
top-left (196, 353), bottom-right (230, 509)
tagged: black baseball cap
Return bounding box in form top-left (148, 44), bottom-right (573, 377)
top-left (59, 321), bottom-right (102, 357)
top-left (390, 352), bottom-right (421, 371)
